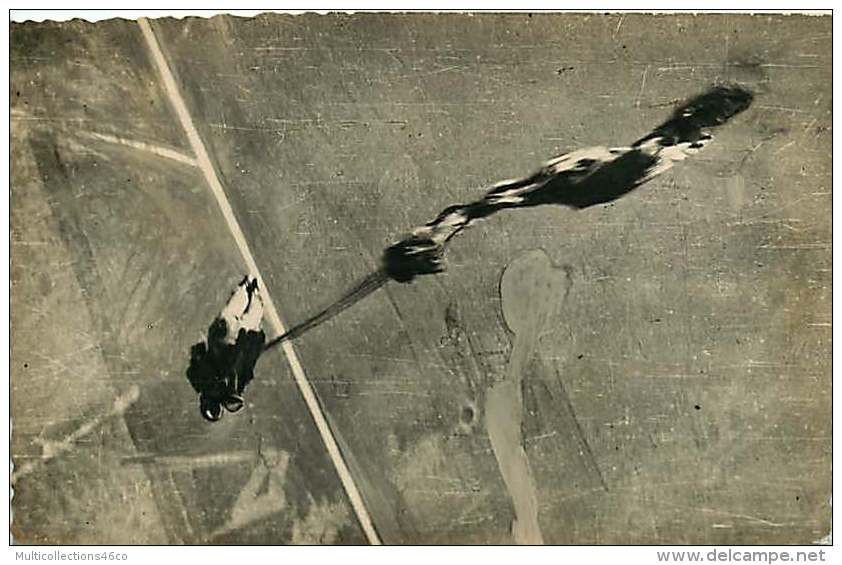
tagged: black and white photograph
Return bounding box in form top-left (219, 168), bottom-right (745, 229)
top-left (7, 7), bottom-right (833, 551)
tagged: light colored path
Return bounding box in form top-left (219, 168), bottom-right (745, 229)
top-left (486, 249), bottom-right (565, 545)
top-left (11, 385), bottom-right (141, 485)
top-left (82, 131), bottom-right (198, 167)
top-left (137, 17), bottom-right (380, 545)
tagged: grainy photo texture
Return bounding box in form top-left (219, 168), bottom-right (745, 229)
top-left (10, 12), bottom-right (831, 545)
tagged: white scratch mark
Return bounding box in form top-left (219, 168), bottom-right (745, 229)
top-left (635, 65), bottom-right (650, 109)
top-left (657, 502), bottom-right (787, 527)
top-left (613, 14), bottom-right (625, 39)
top-left (756, 105), bottom-right (812, 114)
top-left (775, 140), bottom-right (796, 154)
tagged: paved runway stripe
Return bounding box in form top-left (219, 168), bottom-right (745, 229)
top-left (137, 17), bottom-right (381, 545)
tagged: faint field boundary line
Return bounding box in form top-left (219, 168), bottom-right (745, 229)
top-left (82, 131), bottom-right (198, 167)
top-left (11, 385), bottom-right (141, 485)
top-left (137, 18), bottom-right (381, 546)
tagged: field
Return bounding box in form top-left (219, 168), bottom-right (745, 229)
top-left (10, 13), bottom-right (831, 544)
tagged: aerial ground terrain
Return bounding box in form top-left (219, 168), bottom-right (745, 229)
top-left (10, 13), bottom-right (831, 544)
